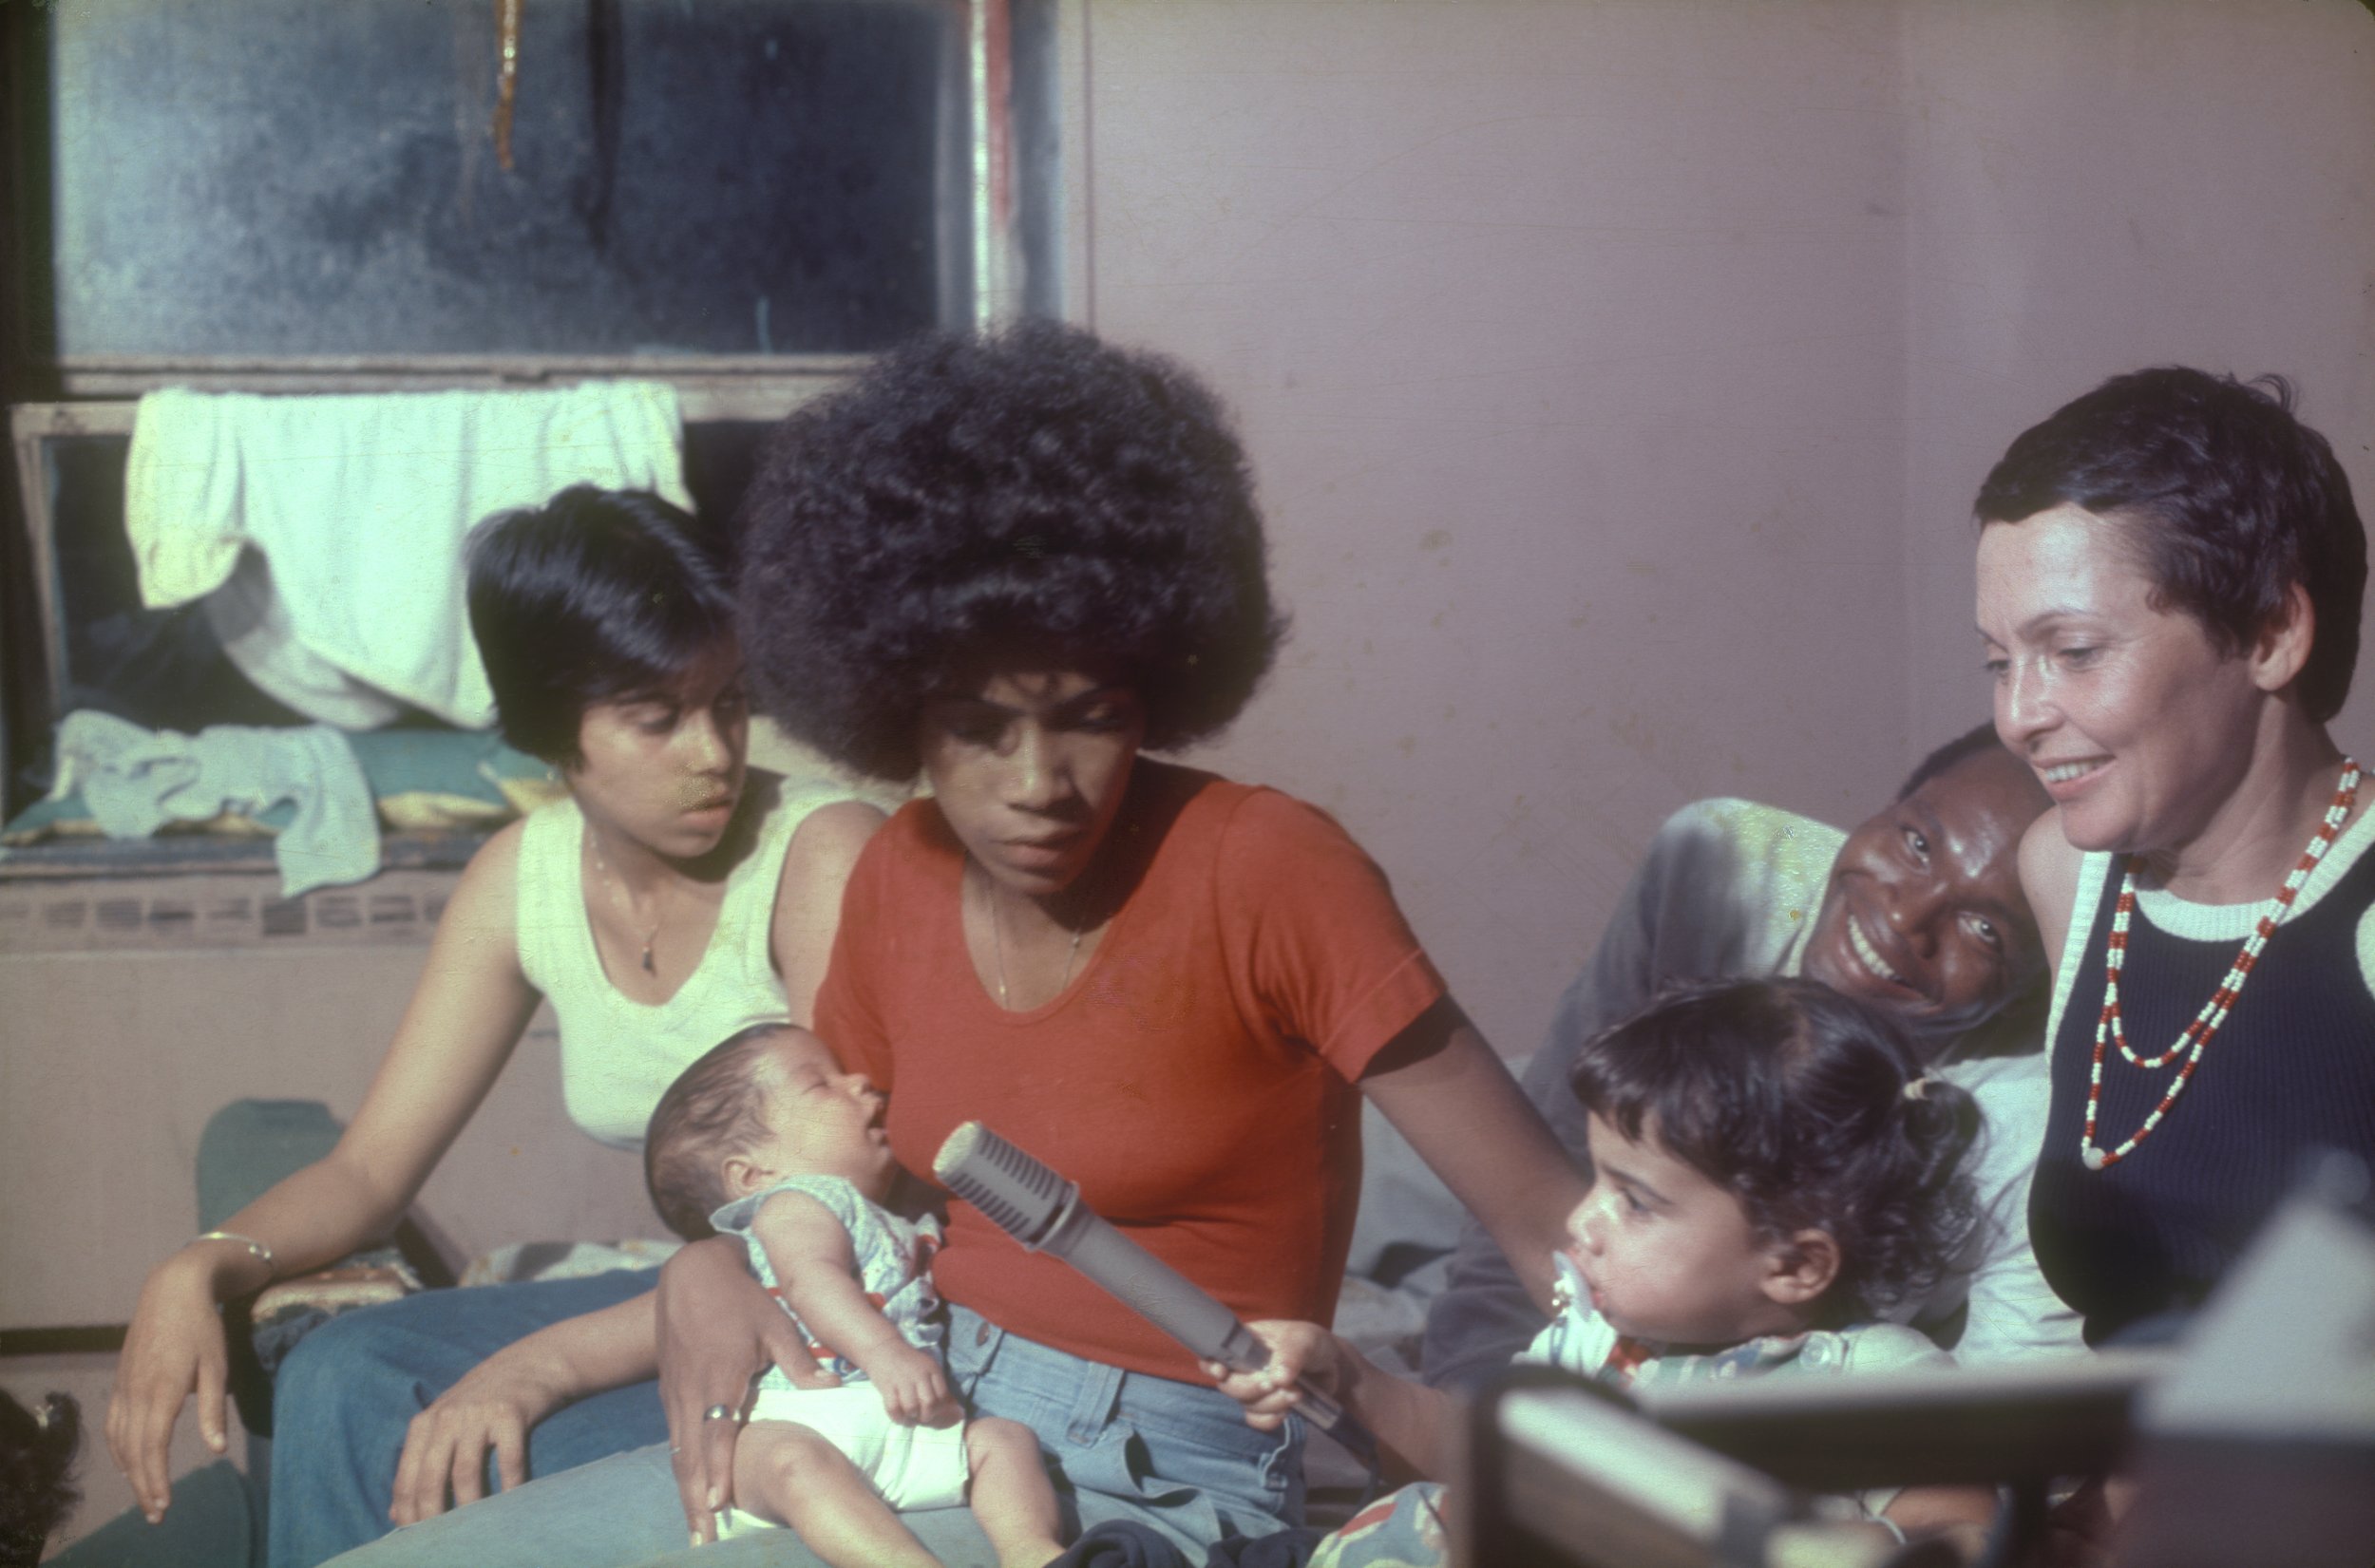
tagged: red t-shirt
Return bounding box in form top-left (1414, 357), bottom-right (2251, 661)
top-left (815, 760), bottom-right (1447, 1381)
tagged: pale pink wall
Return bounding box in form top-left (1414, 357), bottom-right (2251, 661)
top-left (1063, 0), bottom-right (2375, 1061)
top-left (1896, 1), bottom-right (2375, 762)
top-left (1074, 0), bottom-right (1919, 1058)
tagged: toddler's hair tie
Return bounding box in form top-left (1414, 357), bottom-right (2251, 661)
top-left (1903, 1075), bottom-right (1934, 1102)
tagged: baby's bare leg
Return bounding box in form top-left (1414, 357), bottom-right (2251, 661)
top-left (963, 1417), bottom-right (1066, 1568)
top-left (732, 1419), bottom-right (940, 1568)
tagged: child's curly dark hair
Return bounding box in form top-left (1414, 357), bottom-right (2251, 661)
top-left (1, 1389), bottom-right (81, 1567)
top-left (1569, 976), bottom-right (1980, 1324)
top-left (735, 321), bottom-right (1288, 780)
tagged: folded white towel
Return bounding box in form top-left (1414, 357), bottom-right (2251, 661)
top-left (125, 384), bottom-right (692, 728)
top-left (52, 710), bottom-right (380, 896)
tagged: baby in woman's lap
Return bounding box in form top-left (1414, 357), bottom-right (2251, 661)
top-left (644, 1024), bottom-right (1063, 1568)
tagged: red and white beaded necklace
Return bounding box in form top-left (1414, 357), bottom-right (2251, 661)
top-left (2081, 758), bottom-right (2362, 1171)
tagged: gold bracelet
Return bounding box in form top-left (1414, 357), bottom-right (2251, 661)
top-left (194, 1230), bottom-right (276, 1278)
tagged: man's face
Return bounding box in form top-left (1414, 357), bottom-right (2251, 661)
top-left (1800, 746), bottom-right (2050, 1043)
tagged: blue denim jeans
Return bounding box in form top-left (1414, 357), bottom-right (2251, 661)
top-left (323, 1304), bottom-right (1304, 1567)
top-left (269, 1270), bottom-right (668, 1568)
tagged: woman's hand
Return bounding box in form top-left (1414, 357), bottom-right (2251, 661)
top-left (388, 1349), bottom-right (571, 1525)
top-left (656, 1237), bottom-right (835, 1544)
top-left (388, 1285), bottom-right (661, 1526)
top-left (105, 1251), bottom-right (237, 1522)
top-left (105, 828), bottom-right (543, 1524)
top-left (1203, 1319), bottom-right (1341, 1433)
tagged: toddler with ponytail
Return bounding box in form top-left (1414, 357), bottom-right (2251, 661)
top-left (1212, 977), bottom-right (2002, 1563)
top-left (1558, 974), bottom-right (1982, 1339)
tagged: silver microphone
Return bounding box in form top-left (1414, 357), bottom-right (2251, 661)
top-left (932, 1121), bottom-right (1349, 1433)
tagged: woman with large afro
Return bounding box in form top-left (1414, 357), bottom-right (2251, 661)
top-left (325, 322), bottom-right (1582, 1568)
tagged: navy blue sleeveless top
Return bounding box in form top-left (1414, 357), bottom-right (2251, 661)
top-left (2029, 828), bottom-right (2375, 1344)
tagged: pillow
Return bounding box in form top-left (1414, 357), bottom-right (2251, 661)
top-left (347, 728), bottom-right (566, 827)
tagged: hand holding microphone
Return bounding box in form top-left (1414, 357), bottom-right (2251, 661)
top-left (932, 1121), bottom-right (1351, 1434)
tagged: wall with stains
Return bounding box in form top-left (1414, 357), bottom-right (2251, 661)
top-left (1066, 0), bottom-right (2375, 1060)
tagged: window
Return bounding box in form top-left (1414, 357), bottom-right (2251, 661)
top-left (11, 0), bottom-right (1049, 386)
top-left (0, 0), bottom-right (1061, 815)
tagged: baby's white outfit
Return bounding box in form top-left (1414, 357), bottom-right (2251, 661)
top-left (709, 1174), bottom-right (968, 1533)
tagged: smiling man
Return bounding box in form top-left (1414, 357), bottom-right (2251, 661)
top-left (1797, 734), bottom-right (2051, 1038)
top-left (1421, 725), bottom-right (2083, 1389)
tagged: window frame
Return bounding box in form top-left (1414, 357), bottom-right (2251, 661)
top-left (8, 0), bottom-right (1031, 401)
top-left (0, 0), bottom-right (1061, 819)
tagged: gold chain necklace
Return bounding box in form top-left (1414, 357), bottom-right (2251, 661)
top-left (978, 862), bottom-right (1084, 1009)
top-left (588, 832), bottom-right (663, 975)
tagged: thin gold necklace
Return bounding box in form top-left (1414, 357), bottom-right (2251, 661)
top-left (588, 832), bottom-right (663, 974)
top-left (978, 863), bottom-right (1083, 1009)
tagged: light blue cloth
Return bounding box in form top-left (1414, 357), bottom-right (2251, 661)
top-left (326, 1443), bottom-right (985, 1568)
top-left (48, 709), bottom-right (378, 894)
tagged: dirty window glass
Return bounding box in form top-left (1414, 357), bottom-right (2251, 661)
top-left (40, 0), bottom-right (966, 358)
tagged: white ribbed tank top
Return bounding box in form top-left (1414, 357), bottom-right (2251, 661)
top-left (515, 773), bottom-right (846, 1148)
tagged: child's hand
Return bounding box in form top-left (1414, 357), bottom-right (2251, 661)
top-left (864, 1342), bottom-right (960, 1427)
top-left (1202, 1319), bottom-right (1338, 1432)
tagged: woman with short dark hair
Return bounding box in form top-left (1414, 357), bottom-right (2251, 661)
top-left (1975, 367), bottom-right (2375, 1347)
top-left (104, 486), bottom-right (882, 1568)
top-left (466, 486), bottom-right (749, 766)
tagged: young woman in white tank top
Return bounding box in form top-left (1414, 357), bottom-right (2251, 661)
top-left (104, 487), bottom-right (881, 1567)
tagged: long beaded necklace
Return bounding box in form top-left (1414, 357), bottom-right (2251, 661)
top-left (2081, 758), bottom-right (2361, 1171)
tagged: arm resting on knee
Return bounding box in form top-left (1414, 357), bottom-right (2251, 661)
top-left (390, 1293), bottom-right (661, 1524)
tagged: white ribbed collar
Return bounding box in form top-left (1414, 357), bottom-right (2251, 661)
top-left (2131, 798), bottom-right (2375, 943)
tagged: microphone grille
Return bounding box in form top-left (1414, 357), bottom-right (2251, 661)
top-left (933, 1122), bottom-right (1069, 1245)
